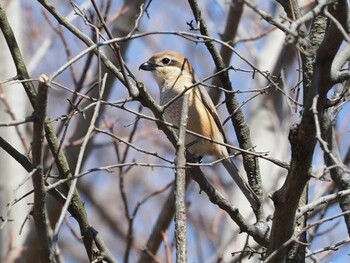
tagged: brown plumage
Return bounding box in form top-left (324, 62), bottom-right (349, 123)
top-left (140, 51), bottom-right (259, 209)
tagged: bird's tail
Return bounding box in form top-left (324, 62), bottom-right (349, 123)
top-left (222, 159), bottom-right (260, 210)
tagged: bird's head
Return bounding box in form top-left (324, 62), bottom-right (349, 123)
top-left (139, 51), bottom-right (196, 88)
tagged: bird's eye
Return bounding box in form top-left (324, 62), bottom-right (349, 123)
top-left (162, 58), bottom-right (171, 65)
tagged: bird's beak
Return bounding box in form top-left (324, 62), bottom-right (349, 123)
top-left (139, 62), bottom-right (158, 71)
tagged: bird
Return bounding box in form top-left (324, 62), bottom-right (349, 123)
top-left (139, 51), bottom-right (259, 209)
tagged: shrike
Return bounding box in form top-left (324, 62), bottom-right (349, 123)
top-left (139, 51), bottom-right (259, 209)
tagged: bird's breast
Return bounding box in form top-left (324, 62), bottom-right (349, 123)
top-left (159, 87), bottom-right (226, 157)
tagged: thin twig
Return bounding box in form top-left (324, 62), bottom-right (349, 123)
top-left (51, 73), bottom-right (107, 251)
top-left (297, 188), bottom-right (350, 219)
top-left (311, 95), bottom-right (349, 173)
top-left (0, 116), bottom-right (34, 127)
top-left (264, 209), bottom-right (350, 263)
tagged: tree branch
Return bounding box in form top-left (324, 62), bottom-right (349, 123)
top-left (0, 4), bottom-right (117, 262)
top-left (331, 44), bottom-right (350, 83)
top-left (174, 93), bottom-right (189, 262)
top-left (267, 1), bottom-right (350, 261)
top-left (187, 0), bottom-right (265, 223)
top-left (31, 74), bottom-right (54, 262)
top-left (320, 108), bottom-right (350, 235)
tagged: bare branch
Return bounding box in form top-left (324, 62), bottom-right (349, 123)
top-left (31, 74), bottom-right (54, 262)
top-left (174, 93), bottom-right (189, 262)
top-left (331, 44), bottom-right (350, 83)
top-left (187, 0), bottom-right (265, 222)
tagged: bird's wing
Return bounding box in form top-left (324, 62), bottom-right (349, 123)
top-left (194, 84), bottom-right (229, 144)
